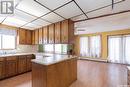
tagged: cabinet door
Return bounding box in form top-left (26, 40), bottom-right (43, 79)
top-left (32, 31), bottom-right (35, 45)
top-left (43, 26), bottom-right (48, 44)
top-left (5, 57), bottom-right (18, 77)
top-left (55, 22), bottom-right (61, 43)
top-left (18, 56), bottom-right (27, 74)
top-left (39, 28), bottom-right (43, 44)
top-left (35, 29), bottom-right (39, 44)
top-left (19, 29), bottom-right (26, 44)
top-left (26, 55), bottom-right (33, 71)
top-left (0, 58), bottom-right (5, 79)
top-left (61, 20), bottom-right (68, 43)
top-left (26, 30), bottom-right (32, 45)
top-left (48, 24), bottom-right (54, 44)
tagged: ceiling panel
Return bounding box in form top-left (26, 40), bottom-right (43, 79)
top-left (31, 18), bottom-right (51, 26)
top-left (3, 17), bottom-right (27, 27)
top-left (24, 23), bottom-right (41, 29)
top-left (36, 0), bottom-right (72, 10)
top-left (0, 17), bottom-right (5, 23)
top-left (41, 12), bottom-right (64, 23)
top-left (54, 2), bottom-right (82, 19)
top-left (14, 9), bottom-right (36, 22)
top-left (16, 0), bottom-right (50, 17)
top-left (75, 0), bottom-right (122, 13)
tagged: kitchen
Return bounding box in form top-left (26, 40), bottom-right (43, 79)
top-left (0, 0), bottom-right (130, 87)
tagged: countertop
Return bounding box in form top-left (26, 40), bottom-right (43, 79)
top-left (31, 55), bottom-right (77, 66)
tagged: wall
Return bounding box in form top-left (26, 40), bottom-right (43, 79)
top-left (74, 29), bottom-right (130, 60)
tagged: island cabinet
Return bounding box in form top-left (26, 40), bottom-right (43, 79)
top-left (32, 58), bottom-right (77, 87)
top-left (48, 24), bottom-right (55, 44)
top-left (26, 55), bottom-right (34, 71)
top-left (39, 28), bottom-right (43, 44)
top-left (55, 22), bottom-right (61, 43)
top-left (5, 56), bottom-right (18, 77)
top-left (61, 19), bottom-right (74, 44)
top-left (43, 26), bottom-right (48, 44)
top-left (34, 29), bottom-right (39, 44)
top-left (0, 58), bottom-right (6, 80)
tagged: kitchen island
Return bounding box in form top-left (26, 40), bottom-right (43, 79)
top-left (31, 55), bottom-right (77, 87)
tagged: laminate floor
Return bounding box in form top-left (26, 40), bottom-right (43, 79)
top-left (0, 60), bottom-right (127, 87)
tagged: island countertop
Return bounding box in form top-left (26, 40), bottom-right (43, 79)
top-left (31, 54), bottom-right (77, 66)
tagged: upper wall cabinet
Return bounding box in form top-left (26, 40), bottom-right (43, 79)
top-left (18, 29), bottom-right (32, 45)
top-left (26, 30), bottom-right (32, 45)
top-left (43, 26), bottom-right (48, 44)
top-left (38, 28), bottom-right (43, 44)
top-left (32, 31), bottom-right (35, 45)
top-left (34, 29), bottom-right (39, 45)
top-left (18, 29), bottom-right (26, 44)
top-left (61, 19), bottom-right (74, 44)
top-left (55, 22), bottom-right (61, 43)
top-left (48, 24), bottom-right (54, 44)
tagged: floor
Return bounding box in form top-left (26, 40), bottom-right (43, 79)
top-left (0, 60), bottom-right (127, 87)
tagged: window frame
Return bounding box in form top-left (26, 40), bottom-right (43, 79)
top-left (0, 34), bottom-right (17, 50)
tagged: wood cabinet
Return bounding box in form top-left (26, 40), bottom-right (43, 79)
top-left (0, 58), bottom-right (5, 79)
top-left (26, 30), bottom-right (32, 45)
top-left (48, 24), bottom-right (55, 44)
top-left (26, 55), bottom-right (34, 71)
top-left (34, 29), bottom-right (39, 44)
top-left (19, 29), bottom-right (26, 44)
top-left (39, 28), bottom-right (43, 44)
top-left (18, 56), bottom-right (27, 74)
top-left (61, 20), bottom-right (74, 44)
top-left (32, 31), bottom-right (35, 45)
top-left (5, 56), bottom-right (18, 77)
top-left (43, 26), bottom-right (48, 44)
top-left (55, 22), bottom-right (61, 43)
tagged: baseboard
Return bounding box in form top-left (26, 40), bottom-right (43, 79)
top-left (79, 57), bottom-right (108, 63)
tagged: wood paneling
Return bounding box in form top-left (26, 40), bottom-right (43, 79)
top-left (5, 56), bottom-right (18, 77)
top-left (32, 58), bottom-right (77, 87)
top-left (26, 30), bottom-right (32, 45)
top-left (43, 26), bottom-right (48, 44)
top-left (34, 29), bottom-right (39, 44)
top-left (18, 56), bottom-right (27, 74)
top-left (48, 24), bottom-right (55, 44)
top-left (55, 22), bottom-right (61, 43)
top-left (39, 28), bottom-right (43, 44)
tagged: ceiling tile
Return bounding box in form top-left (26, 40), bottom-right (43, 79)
top-left (16, 0), bottom-right (50, 17)
top-left (75, 0), bottom-right (122, 13)
top-left (41, 12), bottom-right (64, 23)
top-left (36, 0), bottom-right (71, 10)
top-left (24, 23), bottom-right (41, 28)
top-left (14, 9), bottom-right (36, 22)
top-left (31, 18), bottom-right (51, 26)
top-left (54, 2), bottom-right (82, 19)
top-left (3, 17), bottom-right (27, 27)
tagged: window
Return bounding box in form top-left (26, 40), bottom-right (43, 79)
top-left (44, 44), bottom-right (54, 53)
top-left (108, 35), bottom-right (130, 64)
top-left (54, 44), bottom-right (68, 54)
top-left (80, 35), bottom-right (101, 58)
top-left (80, 37), bottom-right (89, 56)
top-left (0, 29), bottom-right (16, 49)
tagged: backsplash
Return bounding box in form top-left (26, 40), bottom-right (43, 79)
top-left (0, 45), bottom-right (38, 54)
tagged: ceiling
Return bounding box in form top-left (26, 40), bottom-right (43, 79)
top-left (0, 0), bottom-right (129, 33)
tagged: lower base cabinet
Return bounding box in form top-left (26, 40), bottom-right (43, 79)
top-left (0, 54), bottom-right (35, 80)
